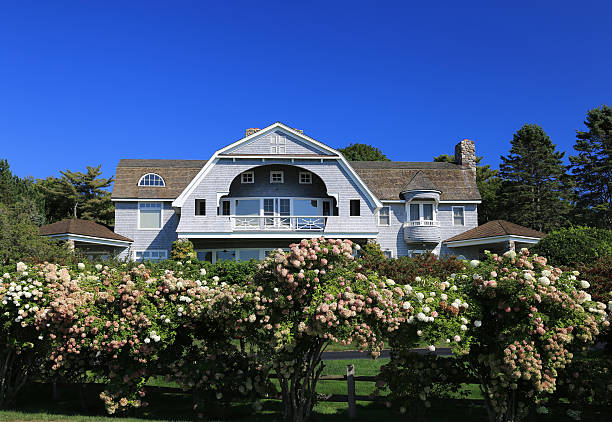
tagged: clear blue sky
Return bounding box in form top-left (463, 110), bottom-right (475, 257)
top-left (1, 1), bottom-right (610, 181)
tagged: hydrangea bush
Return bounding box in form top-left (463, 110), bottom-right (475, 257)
top-left (251, 238), bottom-right (471, 422)
top-left (458, 249), bottom-right (609, 422)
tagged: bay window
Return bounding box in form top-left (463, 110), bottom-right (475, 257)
top-left (408, 202), bottom-right (436, 223)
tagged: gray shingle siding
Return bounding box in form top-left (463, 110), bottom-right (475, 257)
top-left (114, 201), bottom-right (178, 259)
top-left (376, 203), bottom-right (478, 258)
top-left (227, 130), bottom-right (334, 155)
top-left (177, 159), bottom-right (378, 234)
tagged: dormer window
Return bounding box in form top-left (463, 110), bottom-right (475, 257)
top-left (270, 135), bottom-right (286, 154)
top-left (138, 173), bottom-right (165, 187)
top-left (241, 171), bottom-right (254, 184)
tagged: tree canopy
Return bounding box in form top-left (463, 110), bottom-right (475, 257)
top-left (569, 104), bottom-right (612, 228)
top-left (38, 165), bottom-right (114, 226)
top-left (498, 124), bottom-right (571, 232)
top-left (338, 143), bottom-right (390, 161)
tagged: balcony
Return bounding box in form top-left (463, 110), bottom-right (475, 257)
top-left (403, 220), bottom-right (441, 244)
top-left (231, 216), bottom-right (327, 231)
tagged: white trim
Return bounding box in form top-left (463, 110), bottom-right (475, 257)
top-left (195, 248), bottom-right (279, 263)
top-left (378, 206), bottom-right (390, 226)
top-left (299, 171), bottom-right (312, 184)
top-left (241, 171), bottom-right (255, 184)
top-left (172, 122), bottom-right (383, 209)
top-left (406, 202), bottom-right (437, 223)
top-left (138, 173), bottom-right (165, 187)
top-left (444, 235), bottom-right (542, 248)
top-left (270, 170), bottom-right (284, 184)
top-left (178, 231), bottom-right (378, 239)
top-left (45, 233), bottom-right (131, 248)
top-left (439, 200), bottom-right (481, 204)
top-left (219, 154), bottom-right (339, 160)
top-left (382, 249), bottom-right (394, 258)
top-left (138, 201), bottom-right (164, 230)
top-left (381, 200), bottom-right (404, 204)
top-left (112, 198), bottom-right (174, 202)
top-left (452, 206), bottom-right (465, 226)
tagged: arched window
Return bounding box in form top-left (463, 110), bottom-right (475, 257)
top-left (138, 173), bottom-right (165, 187)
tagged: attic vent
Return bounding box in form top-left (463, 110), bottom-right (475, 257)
top-left (245, 128), bottom-right (261, 137)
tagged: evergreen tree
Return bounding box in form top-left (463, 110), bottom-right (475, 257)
top-left (338, 143), bottom-right (390, 161)
top-left (499, 124), bottom-right (571, 232)
top-left (38, 165), bottom-right (114, 226)
top-left (0, 159), bottom-right (45, 225)
top-left (569, 105), bottom-right (612, 228)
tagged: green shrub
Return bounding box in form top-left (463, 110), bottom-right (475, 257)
top-left (530, 226), bottom-right (612, 266)
top-left (170, 238), bottom-right (196, 261)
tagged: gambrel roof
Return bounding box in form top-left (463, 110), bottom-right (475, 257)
top-left (111, 122), bottom-right (481, 203)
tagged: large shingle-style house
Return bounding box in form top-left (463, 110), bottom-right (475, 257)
top-left (111, 122), bottom-right (486, 262)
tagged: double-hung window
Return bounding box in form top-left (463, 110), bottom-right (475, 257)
top-left (378, 206), bottom-right (390, 225)
top-left (139, 202), bottom-right (162, 229)
top-left (350, 200), bottom-right (361, 216)
top-left (195, 199), bottom-right (206, 216)
top-left (453, 206), bottom-right (465, 226)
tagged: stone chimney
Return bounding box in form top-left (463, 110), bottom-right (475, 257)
top-left (245, 128), bottom-right (261, 137)
top-left (454, 139), bottom-right (476, 176)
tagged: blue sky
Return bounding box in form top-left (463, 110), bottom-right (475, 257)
top-left (1, 1), bottom-right (610, 181)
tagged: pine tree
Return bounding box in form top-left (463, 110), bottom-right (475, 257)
top-left (0, 159), bottom-right (45, 225)
top-left (499, 124), bottom-right (571, 232)
top-left (38, 165), bottom-right (114, 226)
top-left (569, 105), bottom-right (612, 228)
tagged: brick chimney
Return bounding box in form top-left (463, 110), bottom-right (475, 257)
top-left (245, 128), bottom-right (261, 137)
top-left (454, 139), bottom-right (476, 176)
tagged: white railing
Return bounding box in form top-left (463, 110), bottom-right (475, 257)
top-left (405, 220), bottom-right (440, 227)
top-left (231, 216), bottom-right (327, 231)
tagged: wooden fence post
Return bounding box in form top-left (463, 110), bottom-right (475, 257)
top-left (347, 364), bottom-right (356, 418)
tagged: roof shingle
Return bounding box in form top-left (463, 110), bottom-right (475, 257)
top-left (40, 219), bottom-right (133, 242)
top-left (444, 220), bottom-right (546, 242)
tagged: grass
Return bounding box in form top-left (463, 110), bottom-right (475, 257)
top-left (0, 358), bottom-right (608, 421)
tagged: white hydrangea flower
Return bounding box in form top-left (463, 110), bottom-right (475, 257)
top-left (77, 263), bottom-right (85, 270)
top-left (580, 280), bottom-right (590, 289)
top-left (95, 264), bottom-right (103, 271)
top-left (200, 268), bottom-right (207, 276)
top-left (538, 276), bottom-right (550, 286)
top-left (503, 250), bottom-right (517, 260)
top-left (402, 301), bottom-right (411, 310)
top-left (469, 260), bottom-right (480, 268)
top-left (16, 262), bottom-right (27, 273)
top-left (460, 324), bottom-right (468, 331)
top-left (415, 276), bottom-right (422, 282)
top-left (212, 276), bottom-right (220, 282)
top-left (386, 279), bottom-right (395, 286)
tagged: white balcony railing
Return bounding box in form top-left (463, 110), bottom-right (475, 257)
top-left (231, 216), bottom-right (327, 231)
top-left (405, 220), bottom-right (440, 227)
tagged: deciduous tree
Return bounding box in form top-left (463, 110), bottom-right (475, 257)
top-left (338, 143), bottom-right (390, 161)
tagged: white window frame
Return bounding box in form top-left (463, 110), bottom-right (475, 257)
top-left (270, 135), bottom-right (286, 154)
top-left (138, 202), bottom-right (163, 230)
top-left (407, 202), bottom-right (437, 222)
top-left (452, 206), bottom-right (465, 226)
top-left (383, 249), bottom-right (394, 258)
top-left (299, 171), bottom-right (312, 184)
top-left (138, 173), bottom-right (165, 187)
top-left (195, 248), bottom-right (289, 263)
top-left (241, 171), bottom-right (254, 184)
top-left (378, 206), bottom-right (390, 226)
top-left (133, 249), bottom-right (168, 262)
top-left (409, 249), bottom-right (429, 257)
top-left (270, 171), bottom-right (284, 184)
